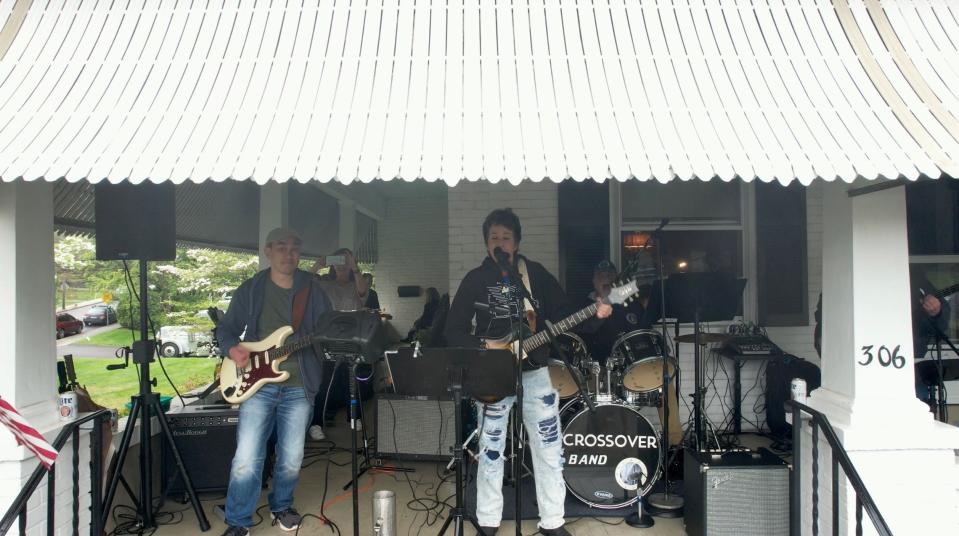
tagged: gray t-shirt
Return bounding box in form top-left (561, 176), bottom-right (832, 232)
top-left (317, 279), bottom-right (364, 311)
top-left (257, 279), bottom-right (302, 388)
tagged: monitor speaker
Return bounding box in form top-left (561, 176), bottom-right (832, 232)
top-left (95, 182), bottom-right (176, 261)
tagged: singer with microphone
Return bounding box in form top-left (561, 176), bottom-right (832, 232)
top-left (445, 208), bottom-right (611, 536)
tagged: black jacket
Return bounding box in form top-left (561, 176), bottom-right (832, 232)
top-left (445, 255), bottom-right (580, 368)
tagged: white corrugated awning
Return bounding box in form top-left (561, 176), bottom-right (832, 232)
top-left (0, 0), bottom-right (956, 185)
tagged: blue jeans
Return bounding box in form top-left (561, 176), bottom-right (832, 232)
top-left (225, 384), bottom-right (312, 528)
top-left (474, 367), bottom-right (565, 530)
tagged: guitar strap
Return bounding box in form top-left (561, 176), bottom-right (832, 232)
top-left (517, 258), bottom-right (535, 315)
top-left (291, 281), bottom-right (312, 332)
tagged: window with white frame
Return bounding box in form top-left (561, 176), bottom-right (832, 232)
top-left (615, 179), bottom-right (809, 327)
top-left (618, 180), bottom-right (746, 317)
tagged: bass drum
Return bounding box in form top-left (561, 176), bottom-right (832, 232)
top-left (560, 401), bottom-right (662, 509)
top-left (547, 332), bottom-right (590, 398)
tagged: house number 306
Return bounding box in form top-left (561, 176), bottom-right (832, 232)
top-left (859, 345), bottom-right (905, 369)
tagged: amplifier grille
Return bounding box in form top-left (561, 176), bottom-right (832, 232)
top-left (704, 467), bottom-right (789, 535)
top-left (376, 397), bottom-right (455, 460)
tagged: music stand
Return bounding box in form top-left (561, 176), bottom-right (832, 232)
top-left (429, 347), bottom-right (516, 536)
top-left (661, 273), bottom-right (744, 451)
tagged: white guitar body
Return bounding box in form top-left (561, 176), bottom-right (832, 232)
top-left (219, 326), bottom-right (294, 404)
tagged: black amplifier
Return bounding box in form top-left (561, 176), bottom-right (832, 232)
top-left (684, 448), bottom-right (790, 536)
top-left (162, 404), bottom-right (241, 496)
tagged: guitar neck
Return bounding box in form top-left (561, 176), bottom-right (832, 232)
top-left (934, 283), bottom-right (959, 300)
top-left (522, 303), bottom-right (598, 354)
top-left (271, 337), bottom-right (314, 359)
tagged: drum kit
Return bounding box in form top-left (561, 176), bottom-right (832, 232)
top-left (545, 330), bottom-right (678, 510)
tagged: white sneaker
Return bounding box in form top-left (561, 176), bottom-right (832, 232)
top-left (308, 425), bottom-right (325, 441)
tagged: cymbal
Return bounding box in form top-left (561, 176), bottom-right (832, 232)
top-left (675, 332), bottom-right (730, 344)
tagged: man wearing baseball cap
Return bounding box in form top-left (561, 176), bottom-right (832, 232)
top-left (217, 227), bottom-right (332, 535)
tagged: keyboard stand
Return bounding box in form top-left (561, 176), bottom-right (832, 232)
top-left (718, 350), bottom-right (784, 435)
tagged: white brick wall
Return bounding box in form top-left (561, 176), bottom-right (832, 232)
top-left (0, 429), bottom-right (94, 536)
top-left (376, 192), bottom-right (450, 337)
top-left (447, 181), bottom-right (560, 296)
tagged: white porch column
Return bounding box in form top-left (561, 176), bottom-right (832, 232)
top-left (0, 180), bottom-right (60, 506)
top-left (806, 181), bottom-right (959, 535)
top-left (258, 183), bottom-right (290, 268)
top-left (338, 199), bottom-right (356, 251)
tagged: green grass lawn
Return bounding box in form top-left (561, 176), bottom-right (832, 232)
top-left (72, 357), bottom-right (218, 416)
top-left (72, 328), bottom-right (143, 348)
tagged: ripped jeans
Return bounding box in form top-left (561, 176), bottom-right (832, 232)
top-left (474, 367), bottom-right (565, 529)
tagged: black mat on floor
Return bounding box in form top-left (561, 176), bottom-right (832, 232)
top-left (464, 473), bottom-right (684, 520)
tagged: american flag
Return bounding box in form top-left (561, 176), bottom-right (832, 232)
top-left (0, 396), bottom-right (58, 470)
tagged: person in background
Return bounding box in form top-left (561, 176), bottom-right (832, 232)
top-left (308, 248), bottom-right (370, 440)
top-left (363, 273), bottom-right (380, 310)
top-left (405, 287), bottom-right (441, 342)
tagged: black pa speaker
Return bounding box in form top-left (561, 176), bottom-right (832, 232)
top-left (313, 310), bottom-right (385, 363)
top-left (95, 182), bottom-right (176, 261)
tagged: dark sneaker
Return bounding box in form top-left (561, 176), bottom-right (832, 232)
top-left (540, 525), bottom-right (572, 536)
top-left (271, 508), bottom-right (302, 532)
top-left (478, 526), bottom-right (498, 536)
top-left (221, 526), bottom-right (249, 536)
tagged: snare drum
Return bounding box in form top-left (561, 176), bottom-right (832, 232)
top-left (612, 330), bottom-right (678, 395)
top-left (547, 332), bottom-right (589, 398)
top-left (560, 400), bottom-right (662, 508)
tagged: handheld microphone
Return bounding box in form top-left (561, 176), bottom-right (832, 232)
top-left (493, 247), bottom-right (510, 267)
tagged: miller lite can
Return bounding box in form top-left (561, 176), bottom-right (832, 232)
top-left (58, 391), bottom-right (78, 421)
top-left (790, 378), bottom-right (807, 405)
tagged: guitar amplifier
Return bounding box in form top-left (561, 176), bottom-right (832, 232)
top-left (375, 395), bottom-right (455, 461)
top-left (162, 404), bottom-right (273, 496)
top-left (684, 448), bottom-right (790, 536)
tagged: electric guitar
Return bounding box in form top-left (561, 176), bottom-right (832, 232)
top-left (219, 327), bottom-right (317, 404)
top-left (478, 279), bottom-right (641, 401)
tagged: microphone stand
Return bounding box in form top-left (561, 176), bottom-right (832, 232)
top-left (494, 252), bottom-right (594, 536)
top-left (642, 221), bottom-right (684, 517)
top-left (494, 253), bottom-right (533, 536)
top-left (925, 316), bottom-right (958, 423)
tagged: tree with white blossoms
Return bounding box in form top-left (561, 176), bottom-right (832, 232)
top-left (54, 235), bottom-right (258, 329)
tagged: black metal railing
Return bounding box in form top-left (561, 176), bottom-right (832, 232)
top-left (788, 400), bottom-right (892, 536)
top-left (0, 410), bottom-right (110, 536)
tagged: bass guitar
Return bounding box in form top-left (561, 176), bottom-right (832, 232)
top-left (478, 278), bottom-right (641, 402)
top-left (219, 327), bottom-right (317, 404)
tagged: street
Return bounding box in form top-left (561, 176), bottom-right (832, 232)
top-left (56, 301), bottom-right (124, 359)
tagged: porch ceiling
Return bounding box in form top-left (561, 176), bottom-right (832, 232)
top-left (1, 1), bottom-right (957, 185)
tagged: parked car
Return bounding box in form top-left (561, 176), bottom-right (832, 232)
top-left (158, 325), bottom-right (218, 358)
top-left (56, 313), bottom-right (83, 339)
top-left (83, 305), bottom-right (117, 326)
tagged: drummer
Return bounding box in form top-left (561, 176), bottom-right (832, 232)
top-left (587, 260), bottom-right (682, 447)
top-left (585, 260), bottom-right (653, 362)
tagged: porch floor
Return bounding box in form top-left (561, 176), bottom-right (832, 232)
top-left (152, 420), bottom-right (689, 536)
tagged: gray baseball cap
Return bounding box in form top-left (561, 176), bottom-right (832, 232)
top-left (265, 227), bottom-right (302, 246)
